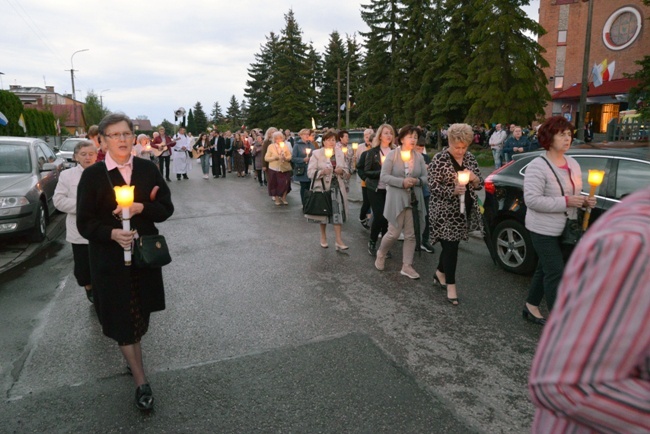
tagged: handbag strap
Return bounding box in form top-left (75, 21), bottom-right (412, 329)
top-left (539, 157), bottom-right (569, 218)
top-left (310, 168), bottom-right (327, 191)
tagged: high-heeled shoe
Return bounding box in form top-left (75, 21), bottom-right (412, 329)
top-left (135, 383), bottom-right (154, 411)
top-left (433, 274), bottom-right (447, 289)
top-left (320, 241), bottom-right (329, 248)
top-left (447, 297), bottom-right (459, 306)
top-left (335, 243), bottom-right (349, 251)
top-left (522, 305), bottom-right (546, 325)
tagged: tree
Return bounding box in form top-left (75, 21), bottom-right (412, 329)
top-left (159, 119), bottom-right (175, 134)
top-left (187, 109), bottom-right (197, 134)
top-left (306, 42), bottom-right (323, 116)
top-left (226, 95), bottom-right (241, 129)
top-left (245, 32), bottom-right (280, 128)
top-left (240, 99), bottom-right (249, 127)
top-left (319, 31), bottom-right (347, 127)
top-left (269, 9), bottom-right (315, 130)
top-left (344, 34), bottom-right (363, 127)
top-left (210, 101), bottom-right (224, 124)
top-left (192, 101), bottom-right (209, 133)
top-left (84, 90), bottom-right (109, 126)
top-left (465, 0), bottom-right (549, 125)
top-left (0, 90), bottom-right (26, 136)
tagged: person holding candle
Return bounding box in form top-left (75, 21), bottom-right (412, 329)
top-left (77, 113), bottom-right (174, 411)
top-left (133, 134), bottom-right (153, 160)
top-left (364, 124), bottom-right (395, 256)
top-left (53, 140), bottom-right (98, 303)
top-left (522, 116), bottom-right (596, 323)
top-left (265, 130), bottom-right (293, 206)
top-left (232, 132), bottom-right (246, 177)
top-left (428, 123), bottom-right (483, 305)
top-left (252, 134), bottom-right (266, 186)
top-left (374, 125), bottom-right (428, 279)
top-left (305, 129), bottom-right (350, 249)
top-left (292, 128), bottom-right (317, 205)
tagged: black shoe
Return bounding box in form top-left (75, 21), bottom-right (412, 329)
top-left (135, 383), bottom-right (154, 411)
top-left (360, 218), bottom-right (370, 230)
top-left (368, 241), bottom-right (377, 256)
top-left (522, 305), bottom-right (546, 325)
top-left (165, 178), bottom-right (171, 182)
top-left (85, 289), bottom-right (94, 303)
top-left (222, 175), bottom-right (226, 178)
top-left (183, 175), bottom-right (189, 180)
top-left (433, 274), bottom-right (447, 289)
top-left (420, 243), bottom-right (435, 253)
top-left (176, 176), bottom-right (181, 181)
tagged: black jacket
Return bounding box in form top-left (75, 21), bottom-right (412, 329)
top-left (363, 146), bottom-right (386, 192)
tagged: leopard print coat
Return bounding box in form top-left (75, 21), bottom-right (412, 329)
top-left (427, 149), bottom-right (484, 243)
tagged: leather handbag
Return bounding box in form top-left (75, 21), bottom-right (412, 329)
top-left (295, 165), bottom-right (306, 176)
top-left (303, 170), bottom-right (332, 216)
top-left (540, 157), bottom-right (584, 245)
top-left (133, 235), bottom-right (172, 268)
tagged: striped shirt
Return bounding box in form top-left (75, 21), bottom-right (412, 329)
top-left (529, 186), bottom-right (650, 433)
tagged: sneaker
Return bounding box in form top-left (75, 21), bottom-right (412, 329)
top-left (375, 254), bottom-right (385, 271)
top-left (368, 240), bottom-right (377, 256)
top-left (398, 232), bottom-right (405, 241)
top-left (400, 264), bottom-right (420, 279)
top-left (420, 243), bottom-right (435, 253)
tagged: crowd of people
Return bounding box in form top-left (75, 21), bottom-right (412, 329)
top-left (55, 113), bottom-right (636, 425)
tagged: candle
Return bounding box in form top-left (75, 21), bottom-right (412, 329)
top-left (342, 146), bottom-right (348, 155)
top-left (582, 169), bottom-right (605, 230)
top-left (324, 148), bottom-right (333, 159)
top-left (305, 148), bottom-right (311, 156)
top-left (279, 142), bottom-right (285, 148)
top-left (352, 142), bottom-right (358, 151)
top-left (457, 170), bottom-right (471, 214)
top-left (380, 155), bottom-right (386, 165)
top-left (400, 150), bottom-right (411, 162)
top-left (114, 185), bottom-right (135, 266)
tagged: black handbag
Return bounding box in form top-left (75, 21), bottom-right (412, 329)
top-left (540, 157), bottom-right (584, 245)
top-left (295, 165), bottom-right (306, 176)
top-left (133, 235), bottom-right (172, 268)
top-left (303, 170), bottom-right (332, 216)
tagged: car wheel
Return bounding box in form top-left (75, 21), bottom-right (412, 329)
top-left (30, 201), bottom-right (47, 243)
top-left (492, 220), bottom-right (537, 275)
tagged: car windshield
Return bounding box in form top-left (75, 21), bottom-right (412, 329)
top-left (0, 144), bottom-right (31, 173)
top-left (60, 139), bottom-right (82, 151)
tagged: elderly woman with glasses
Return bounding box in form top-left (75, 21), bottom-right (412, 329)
top-left (77, 113), bottom-right (174, 411)
top-left (428, 123), bottom-right (483, 306)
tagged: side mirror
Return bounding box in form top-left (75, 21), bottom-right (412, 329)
top-left (41, 162), bottom-right (58, 171)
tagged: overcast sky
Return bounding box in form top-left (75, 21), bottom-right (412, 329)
top-left (2, 0), bottom-right (540, 126)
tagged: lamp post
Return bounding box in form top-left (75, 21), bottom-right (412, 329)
top-left (577, 0), bottom-right (594, 141)
top-left (68, 49), bottom-right (89, 135)
top-left (0, 72), bottom-right (4, 90)
top-left (100, 89), bottom-right (110, 109)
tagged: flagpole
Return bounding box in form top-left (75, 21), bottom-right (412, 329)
top-left (577, 0), bottom-right (594, 141)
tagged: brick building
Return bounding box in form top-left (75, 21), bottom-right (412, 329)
top-left (539, 0), bottom-right (648, 134)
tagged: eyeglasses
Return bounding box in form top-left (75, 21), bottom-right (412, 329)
top-left (104, 132), bottom-right (134, 140)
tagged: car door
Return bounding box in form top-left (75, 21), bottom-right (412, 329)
top-left (36, 141), bottom-right (61, 215)
top-left (612, 158), bottom-right (650, 201)
top-left (572, 155), bottom-right (612, 224)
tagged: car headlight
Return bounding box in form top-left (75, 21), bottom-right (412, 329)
top-left (0, 197), bottom-right (30, 208)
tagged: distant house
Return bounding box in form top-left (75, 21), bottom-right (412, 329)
top-left (8, 85), bottom-right (87, 135)
top-left (132, 118), bottom-right (153, 131)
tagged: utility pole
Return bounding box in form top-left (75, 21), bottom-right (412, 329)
top-left (67, 49), bottom-right (89, 135)
top-left (337, 67), bottom-right (341, 129)
top-left (100, 89), bottom-right (111, 110)
top-left (345, 63), bottom-right (350, 129)
top-left (577, 0), bottom-right (594, 141)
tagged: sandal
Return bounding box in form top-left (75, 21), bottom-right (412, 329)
top-left (135, 383), bottom-right (154, 411)
top-left (447, 297), bottom-right (459, 306)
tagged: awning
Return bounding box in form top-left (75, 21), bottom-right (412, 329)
top-left (551, 78), bottom-right (640, 100)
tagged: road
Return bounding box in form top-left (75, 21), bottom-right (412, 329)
top-left (0, 162), bottom-right (542, 433)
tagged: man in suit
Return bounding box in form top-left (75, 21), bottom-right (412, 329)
top-left (211, 131), bottom-right (227, 178)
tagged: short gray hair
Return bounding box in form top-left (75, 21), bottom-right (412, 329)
top-left (447, 123), bottom-right (474, 146)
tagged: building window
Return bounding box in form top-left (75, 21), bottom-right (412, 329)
top-left (600, 104), bottom-right (619, 133)
top-left (603, 7), bottom-right (642, 51)
top-left (557, 30), bottom-right (567, 44)
top-left (554, 0), bottom-right (578, 5)
top-left (554, 76), bottom-right (564, 90)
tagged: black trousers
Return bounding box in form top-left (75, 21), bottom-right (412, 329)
top-left (437, 240), bottom-right (460, 285)
top-left (367, 188), bottom-right (388, 242)
top-left (212, 153), bottom-right (226, 177)
top-left (72, 243), bottom-right (91, 287)
top-left (256, 169), bottom-right (266, 185)
top-left (359, 186), bottom-right (371, 221)
top-left (158, 155), bottom-right (171, 180)
top-left (526, 232), bottom-right (570, 312)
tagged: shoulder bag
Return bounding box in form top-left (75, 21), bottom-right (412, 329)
top-left (540, 157), bottom-right (583, 245)
top-left (303, 170), bottom-right (332, 216)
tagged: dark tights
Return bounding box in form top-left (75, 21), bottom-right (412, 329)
top-left (437, 240), bottom-right (460, 285)
top-left (367, 188), bottom-right (388, 242)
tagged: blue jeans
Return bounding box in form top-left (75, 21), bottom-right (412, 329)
top-left (526, 231), bottom-right (568, 311)
top-left (491, 148), bottom-right (502, 168)
top-left (200, 153), bottom-right (210, 175)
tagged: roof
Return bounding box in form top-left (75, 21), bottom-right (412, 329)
top-left (50, 104), bottom-right (86, 127)
top-left (551, 78), bottom-right (641, 100)
top-left (132, 119), bottom-right (153, 131)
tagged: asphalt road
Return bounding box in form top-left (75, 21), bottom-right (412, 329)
top-left (0, 162), bottom-right (542, 433)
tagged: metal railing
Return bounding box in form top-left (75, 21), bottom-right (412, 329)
top-left (607, 118), bottom-right (649, 142)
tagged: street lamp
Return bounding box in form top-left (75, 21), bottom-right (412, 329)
top-left (100, 89), bottom-right (110, 109)
top-left (68, 49), bottom-right (89, 102)
top-left (0, 72), bottom-right (4, 90)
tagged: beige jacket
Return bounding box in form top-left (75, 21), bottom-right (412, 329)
top-left (264, 142), bottom-right (292, 172)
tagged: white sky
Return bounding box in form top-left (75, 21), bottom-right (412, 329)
top-left (1, 0), bottom-right (540, 126)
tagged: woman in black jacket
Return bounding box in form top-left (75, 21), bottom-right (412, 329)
top-left (77, 113), bottom-right (174, 411)
top-left (363, 123), bottom-right (395, 256)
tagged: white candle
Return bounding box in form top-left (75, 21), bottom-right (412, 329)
top-left (114, 185), bottom-right (135, 266)
top-left (457, 170), bottom-right (471, 214)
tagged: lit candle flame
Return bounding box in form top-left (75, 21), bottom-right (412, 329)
top-left (380, 155), bottom-right (386, 165)
top-left (279, 142), bottom-right (285, 148)
top-left (587, 169), bottom-right (605, 187)
top-left (457, 170), bottom-right (471, 186)
top-left (114, 185), bottom-right (135, 208)
top-left (352, 142), bottom-right (358, 150)
top-left (324, 148), bottom-right (334, 159)
top-left (342, 146), bottom-right (348, 154)
top-left (400, 150), bottom-right (411, 162)
top-left (305, 148), bottom-right (311, 155)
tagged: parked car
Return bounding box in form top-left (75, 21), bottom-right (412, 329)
top-left (56, 137), bottom-right (87, 163)
top-left (483, 146), bottom-right (650, 274)
top-left (0, 136), bottom-right (65, 242)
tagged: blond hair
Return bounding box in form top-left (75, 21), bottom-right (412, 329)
top-left (371, 124), bottom-right (395, 148)
top-left (447, 123), bottom-right (474, 146)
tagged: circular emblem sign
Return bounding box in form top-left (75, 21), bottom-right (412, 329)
top-left (603, 7), bottom-right (642, 51)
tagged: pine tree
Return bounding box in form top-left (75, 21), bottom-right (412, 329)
top-left (240, 99), bottom-right (249, 128)
top-left (210, 101), bottom-right (224, 125)
top-left (319, 31), bottom-right (347, 128)
top-left (83, 90), bottom-right (109, 126)
top-left (306, 42), bottom-right (323, 116)
top-left (344, 34), bottom-right (362, 127)
top-left (187, 109), bottom-right (197, 134)
top-left (245, 32), bottom-right (280, 128)
top-left (226, 95), bottom-right (241, 129)
top-left (357, 0), bottom-right (401, 126)
top-left (465, 0), bottom-right (549, 125)
top-left (269, 9), bottom-right (315, 130)
top-left (193, 101), bottom-right (209, 133)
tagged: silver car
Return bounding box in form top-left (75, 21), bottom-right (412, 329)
top-left (0, 137), bottom-right (65, 242)
top-left (56, 137), bottom-right (87, 164)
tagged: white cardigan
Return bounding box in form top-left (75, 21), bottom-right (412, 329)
top-left (523, 153), bottom-right (583, 236)
top-left (53, 164), bottom-right (88, 244)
